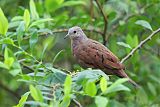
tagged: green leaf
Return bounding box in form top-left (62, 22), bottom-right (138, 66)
top-left (0, 38), bottom-right (14, 45)
top-left (14, 92), bottom-right (30, 107)
top-left (0, 8), bottom-right (8, 35)
top-left (29, 31), bottom-right (38, 53)
top-left (147, 82), bottom-right (156, 96)
top-left (29, 18), bottom-right (53, 28)
top-left (4, 57), bottom-right (14, 68)
top-left (72, 69), bottom-right (109, 85)
top-left (25, 101), bottom-right (48, 106)
top-left (16, 21), bottom-right (25, 46)
top-left (105, 78), bottom-right (130, 94)
top-left (126, 34), bottom-right (139, 53)
top-left (23, 9), bottom-right (30, 30)
top-left (64, 75), bottom-right (72, 95)
top-left (133, 35), bottom-right (139, 46)
top-left (60, 95), bottom-right (71, 107)
top-left (100, 77), bottom-right (107, 93)
top-left (9, 61), bottom-right (22, 76)
top-left (40, 43), bottom-right (48, 61)
top-left (85, 81), bottom-right (97, 97)
top-left (52, 50), bottom-right (65, 64)
top-left (45, 0), bottom-right (64, 12)
top-left (117, 42), bottom-right (132, 49)
top-left (61, 1), bottom-right (86, 7)
top-left (4, 47), bottom-right (14, 68)
top-left (0, 61), bottom-right (9, 69)
top-left (4, 47), bottom-right (9, 59)
top-left (135, 20), bottom-right (153, 31)
top-left (29, 85), bottom-right (43, 102)
top-left (11, 16), bottom-right (23, 22)
top-left (30, 0), bottom-right (39, 20)
top-left (95, 96), bottom-right (108, 107)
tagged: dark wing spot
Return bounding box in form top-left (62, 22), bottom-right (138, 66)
top-left (96, 52), bottom-right (99, 56)
top-left (92, 41), bottom-right (98, 44)
top-left (102, 54), bottom-right (104, 63)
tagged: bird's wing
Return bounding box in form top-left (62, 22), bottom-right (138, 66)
top-left (76, 39), bottom-right (125, 70)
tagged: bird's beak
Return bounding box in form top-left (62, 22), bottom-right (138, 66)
top-left (64, 33), bottom-right (69, 39)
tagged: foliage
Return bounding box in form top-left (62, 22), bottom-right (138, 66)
top-left (0, 0), bottom-right (160, 107)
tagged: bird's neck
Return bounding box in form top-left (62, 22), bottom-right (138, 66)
top-left (72, 36), bottom-right (88, 48)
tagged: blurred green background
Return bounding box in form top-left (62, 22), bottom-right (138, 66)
top-left (0, 0), bottom-right (160, 107)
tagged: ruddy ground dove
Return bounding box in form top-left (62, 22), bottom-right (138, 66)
top-left (65, 26), bottom-right (138, 87)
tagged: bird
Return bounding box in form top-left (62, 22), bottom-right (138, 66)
top-left (64, 26), bottom-right (139, 87)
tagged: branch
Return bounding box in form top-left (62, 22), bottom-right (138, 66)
top-left (22, 28), bottom-right (103, 40)
top-left (121, 28), bottom-right (160, 63)
top-left (20, 62), bottom-right (35, 72)
top-left (95, 0), bottom-right (108, 45)
top-left (90, 0), bottom-right (94, 19)
top-left (51, 28), bottom-right (103, 35)
top-left (72, 99), bottom-right (83, 107)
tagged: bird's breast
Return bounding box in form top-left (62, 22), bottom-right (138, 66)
top-left (72, 42), bottom-right (80, 57)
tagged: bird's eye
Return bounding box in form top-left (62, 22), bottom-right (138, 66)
top-left (73, 31), bottom-right (76, 33)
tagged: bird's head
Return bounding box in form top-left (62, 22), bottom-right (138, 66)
top-left (64, 26), bottom-right (87, 40)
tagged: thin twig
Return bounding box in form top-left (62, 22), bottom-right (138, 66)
top-left (51, 28), bottom-right (103, 35)
top-left (95, 0), bottom-right (108, 45)
top-left (12, 44), bottom-right (54, 73)
top-left (90, 0), bottom-right (94, 20)
top-left (22, 28), bottom-right (103, 40)
top-left (121, 28), bottom-right (160, 63)
top-left (21, 62), bottom-right (35, 72)
top-left (72, 99), bottom-right (83, 107)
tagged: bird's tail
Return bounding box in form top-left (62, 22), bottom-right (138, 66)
top-left (117, 69), bottom-right (140, 88)
top-left (128, 78), bottom-right (140, 88)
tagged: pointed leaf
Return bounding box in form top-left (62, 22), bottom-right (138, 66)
top-left (30, 0), bottom-right (39, 20)
top-left (45, 0), bottom-right (64, 12)
top-left (29, 31), bottom-right (38, 53)
top-left (14, 92), bottom-right (30, 107)
top-left (60, 95), bottom-right (71, 107)
top-left (0, 38), bottom-right (14, 45)
top-left (4, 57), bottom-right (14, 68)
top-left (135, 20), bottom-right (153, 31)
top-left (16, 21), bottom-right (25, 46)
top-left (0, 8), bottom-right (8, 35)
top-left (9, 61), bottom-right (22, 76)
top-left (29, 85), bottom-right (43, 102)
top-left (147, 82), bottom-right (156, 96)
top-left (105, 78), bottom-right (130, 94)
top-left (100, 77), bottom-right (107, 93)
top-left (64, 75), bottom-right (72, 95)
top-left (117, 42), bottom-right (132, 49)
top-left (61, 1), bottom-right (86, 7)
top-left (52, 50), bottom-right (65, 64)
top-left (4, 47), bottom-right (14, 68)
top-left (23, 9), bottom-right (30, 30)
top-left (85, 81), bottom-right (97, 97)
top-left (29, 18), bottom-right (53, 28)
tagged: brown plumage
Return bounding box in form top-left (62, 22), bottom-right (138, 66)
top-left (65, 26), bottom-right (139, 87)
